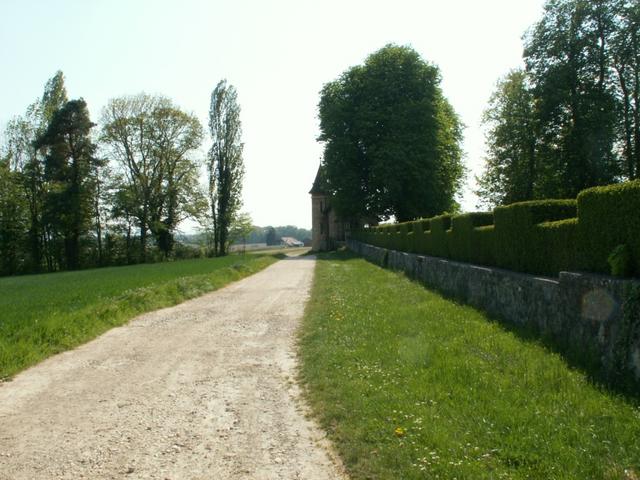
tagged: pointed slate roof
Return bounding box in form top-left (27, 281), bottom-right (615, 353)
top-left (309, 164), bottom-right (329, 195)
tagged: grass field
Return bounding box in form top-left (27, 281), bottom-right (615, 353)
top-left (299, 251), bottom-right (640, 479)
top-left (0, 254), bottom-right (280, 379)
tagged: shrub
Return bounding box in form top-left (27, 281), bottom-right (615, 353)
top-left (412, 219), bottom-right (431, 255)
top-left (494, 200), bottom-right (577, 274)
top-left (470, 225), bottom-right (496, 266)
top-left (450, 212), bottom-right (493, 263)
top-left (352, 181), bottom-right (639, 278)
top-left (398, 222), bottom-right (413, 252)
top-left (608, 244), bottom-right (633, 278)
top-left (534, 218), bottom-right (579, 275)
top-left (428, 214), bottom-right (451, 258)
top-left (377, 224), bottom-right (395, 249)
top-left (578, 180), bottom-right (640, 275)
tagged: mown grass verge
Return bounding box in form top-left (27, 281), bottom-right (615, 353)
top-left (299, 251), bottom-right (640, 479)
top-left (0, 254), bottom-right (280, 379)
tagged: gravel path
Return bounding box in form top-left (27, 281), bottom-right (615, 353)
top-left (0, 255), bottom-right (347, 479)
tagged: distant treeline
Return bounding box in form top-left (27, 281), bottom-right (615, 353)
top-left (249, 225), bottom-right (311, 245)
top-left (179, 225), bottom-right (312, 247)
top-left (0, 72), bottom-right (245, 277)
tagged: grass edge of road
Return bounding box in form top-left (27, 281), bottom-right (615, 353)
top-left (297, 250), bottom-right (640, 479)
top-left (0, 254), bottom-right (281, 380)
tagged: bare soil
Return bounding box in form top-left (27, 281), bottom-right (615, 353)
top-left (0, 255), bottom-right (347, 480)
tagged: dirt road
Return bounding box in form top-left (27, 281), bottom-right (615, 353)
top-left (0, 255), bottom-right (346, 479)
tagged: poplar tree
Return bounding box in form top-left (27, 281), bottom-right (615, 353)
top-left (207, 80), bottom-right (245, 256)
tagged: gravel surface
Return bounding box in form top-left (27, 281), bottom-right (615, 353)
top-left (0, 255), bottom-right (347, 479)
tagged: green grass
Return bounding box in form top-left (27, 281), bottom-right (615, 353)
top-left (0, 254), bottom-right (280, 379)
top-left (299, 251), bottom-right (640, 479)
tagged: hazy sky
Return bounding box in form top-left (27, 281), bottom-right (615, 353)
top-left (0, 0), bottom-right (546, 230)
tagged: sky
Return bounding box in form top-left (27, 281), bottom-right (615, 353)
top-left (0, 0), bottom-right (547, 230)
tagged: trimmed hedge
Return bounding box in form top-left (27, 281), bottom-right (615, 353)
top-left (450, 212), bottom-right (494, 263)
top-left (493, 200), bottom-right (577, 274)
top-left (424, 214), bottom-right (451, 258)
top-left (471, 225), bottom-right (495, 266)
top-left (535, 218), bottom-right (579, 275)
top-left (578, 180), bottom-right (640, 275)
top-left (356, 180), bottom-right (640, 278)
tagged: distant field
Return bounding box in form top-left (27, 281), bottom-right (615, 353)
top-left (0, 254), bottom-right (280, 379)
top-left (229, 243), bottom-right (310, 254)
top-left (229, 242), bottom-right (269, 252)
top-left (299, 251), bottom-right (640, 479)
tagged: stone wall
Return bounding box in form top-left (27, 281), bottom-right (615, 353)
top-left (348, 239), bottom-right (640, 389)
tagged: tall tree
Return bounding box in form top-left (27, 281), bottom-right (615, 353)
top-left (208, 80), bottom-right (245, 256)
top-left (611, 0), bottom-right (640, 179)
top-left (0, 154), bottom-right (27, 275)
top-left (1, 71), bottom-right (68, 272)
top-left (477, 70), bottom-right (539, 206)
top-left (318, 44), bottom-right (464, 223)
top-left (34, 99), bottom-right (100, 270)
top-left (227, 212), bottom-right (254, 252)
top-left (479, 0), bottom-right (640, 206)
top-left (523, 0), bottom-right (620, 197)
top-left (265, 226), bottom-right (277, 246)
top-left (146, 104), bottom-right (206, 258)
top-left (101, 94), bottom-right (204, 261)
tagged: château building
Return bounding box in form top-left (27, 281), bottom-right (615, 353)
top-left (309, 166), bottom-right (347, 251)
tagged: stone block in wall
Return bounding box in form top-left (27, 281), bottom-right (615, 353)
top-left (558, 272), bottom-right (640, 382)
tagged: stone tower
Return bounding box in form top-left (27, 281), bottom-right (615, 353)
top-left (309, 165), bottom-right (348, 251)
top-left (310, 166), bottom-right (331, 251)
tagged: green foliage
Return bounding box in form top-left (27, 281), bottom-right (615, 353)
top-left (534, 218), bottom-right (579, 275)
top-left (480, 0), bottom-right (640, 208)
top-left (608, 244), bottom-right (633, 278)
top-left (208, 79), bottom-right (245, 256)
top-left (318, 44), bottom-right (464, 223)
top-left (579, 180), bottom-right (640, 275)
top-left (397, 222), bottom-right (413, 253)
top-left (300, 252), bottom-right (640, 479)
top-left (1, 71), bottom-right (69, 273)
top-left (101, 94), bottom-right (205, 261)
top-left (360, 180), bottom-right (640, 277)
top-left (477, 69), bottom-right (538, 206)
top-left (471, 225), bottom-right (496, 266)
top-left (265, 226), bottom-right (277, 246)
top-left (0, 254), bottom-right (279, 379)
top-left (227, 212), bottom-right (254, 248)
top-left (410, 219), bottom-right (430, 255)
top-left (426, 214), bottom-right (451, 258)
top-left (524, 0), bottom-right (622, 197)
top-left (449, 212), bottom-right (493, 263)
top-left (35, 99), bottom-right (100, 270)
top-left (493, 200), bottom-right (577, 274)
top-left (0, 157), bottom-right (27, 275)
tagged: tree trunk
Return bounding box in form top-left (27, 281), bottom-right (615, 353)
top-left (95, 178), bottom-right (103, 266)
top-left (617, 66), bottom-right (635, 178)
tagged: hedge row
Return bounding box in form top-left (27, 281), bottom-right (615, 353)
top-left (353, 180), bottom-right (640, 277)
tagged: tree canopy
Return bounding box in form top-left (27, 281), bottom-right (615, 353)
top-left (478, 0), bottom-right (640, 207)
top-left (207, 80), bottom-right (245, 256)
top-left (318, 44), bottom-right (465, 223)
top-left (35, 99), bottom-right (100, 270)
top-left (101, 94), bottom-right (205, 260)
